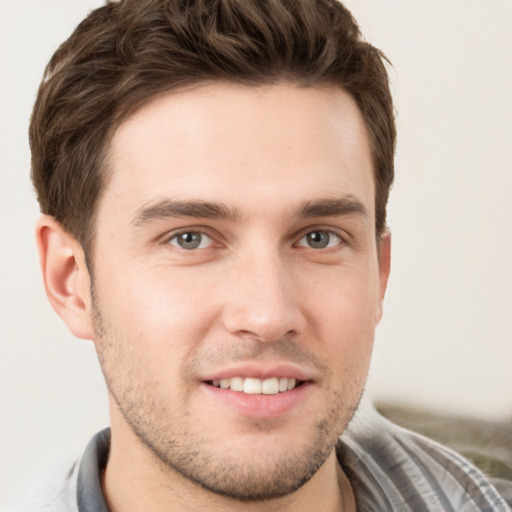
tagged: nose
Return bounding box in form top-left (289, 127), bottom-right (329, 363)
top-left (221, 250), bottom-right (306, 342)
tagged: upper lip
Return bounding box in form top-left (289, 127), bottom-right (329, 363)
top-left (200, 362), bottom-right (317, 383)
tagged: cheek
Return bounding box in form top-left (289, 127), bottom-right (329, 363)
top-left (95, 265), bottom-right (221, 364)
top-left (304, 261), bottom-right (380, 323)
top-left (92, 279), bottom-right (191, 407)
top-left (303, 270), bottom-right (378, 371)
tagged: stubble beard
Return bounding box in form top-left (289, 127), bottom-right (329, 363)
top-left (91, 295), bottom-right (362, 502)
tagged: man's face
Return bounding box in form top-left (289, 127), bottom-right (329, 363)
top-left (89, 83), bottom-right (389, 500)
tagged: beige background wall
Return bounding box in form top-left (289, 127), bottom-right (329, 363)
top-left (1, 0), bottom-right (511, 503)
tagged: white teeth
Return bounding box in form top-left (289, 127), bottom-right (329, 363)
top-left (244, 378), bottom-right (262, 394)
top-left (230, 377), bottom-right (244, 392)
top-left (210, 376), bottom-right (300, 394)
top-left (262, 377), bottom-right (279, 395)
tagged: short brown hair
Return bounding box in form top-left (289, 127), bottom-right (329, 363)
top-left (30, 0), bottom-right (396, 253)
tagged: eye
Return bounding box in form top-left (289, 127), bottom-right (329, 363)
top-left (297, 230), bottom-right (342, 249)
top-left (168, 231), bottom-right (214, 250)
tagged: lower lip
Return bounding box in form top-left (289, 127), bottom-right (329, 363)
top-left (200, 382), bottom-right (312, 418)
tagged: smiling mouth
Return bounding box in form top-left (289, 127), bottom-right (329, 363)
top-left (206, 377), bottom-right (303, 395)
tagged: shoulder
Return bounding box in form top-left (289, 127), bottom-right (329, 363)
top-left (337, 402), bottom-right (511, 512)
top-left (2, 458), bottom-right (79, 512)
top-left (4, 428), bottom-right (111, 512)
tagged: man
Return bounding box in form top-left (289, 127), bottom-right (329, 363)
top-left (27, 0), bottom-right (509, 510)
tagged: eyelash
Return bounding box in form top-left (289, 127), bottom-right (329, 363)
top-left (166, 230), bottom-right (216, 250)
top-left (295, 229), bottom-right (343, 250)
top-left (165, 227), bottom-right (346, 252)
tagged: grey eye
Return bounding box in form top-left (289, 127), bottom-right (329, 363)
top-left (169, 232), bottom-right (212, 250)
top-left (298, 230), bottom-right (341, 249)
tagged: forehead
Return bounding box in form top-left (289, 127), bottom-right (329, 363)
top-left (101, 82), bottom-right (375, 224)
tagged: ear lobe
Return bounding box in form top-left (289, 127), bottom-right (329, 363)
top-left (36, 215), bottom-right (94, 340)
top-left (375, 231), bottom-right (391, 324)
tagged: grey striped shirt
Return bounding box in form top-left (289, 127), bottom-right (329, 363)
top-left (14, 405), bottom-right (511, 511)
top-left (337, 405), bottom-right (511, 511)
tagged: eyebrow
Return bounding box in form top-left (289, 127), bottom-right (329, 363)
top-left (132, 199), bottom-right (242, 226)
top-left (296, 197), bottom-right (368, 219)
top-left (131, 196), bottom-right (368, 227)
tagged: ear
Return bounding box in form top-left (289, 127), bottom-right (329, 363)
top-left (36, 215), bottom-right (94, 340)
top-left (375, 230), bottom-right (391, 325)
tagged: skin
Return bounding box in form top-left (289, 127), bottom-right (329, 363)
top-left (37, 82), bottom-right (390, 512)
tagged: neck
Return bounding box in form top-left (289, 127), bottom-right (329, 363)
top-left (102, 413), bottom-right (355, 512)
